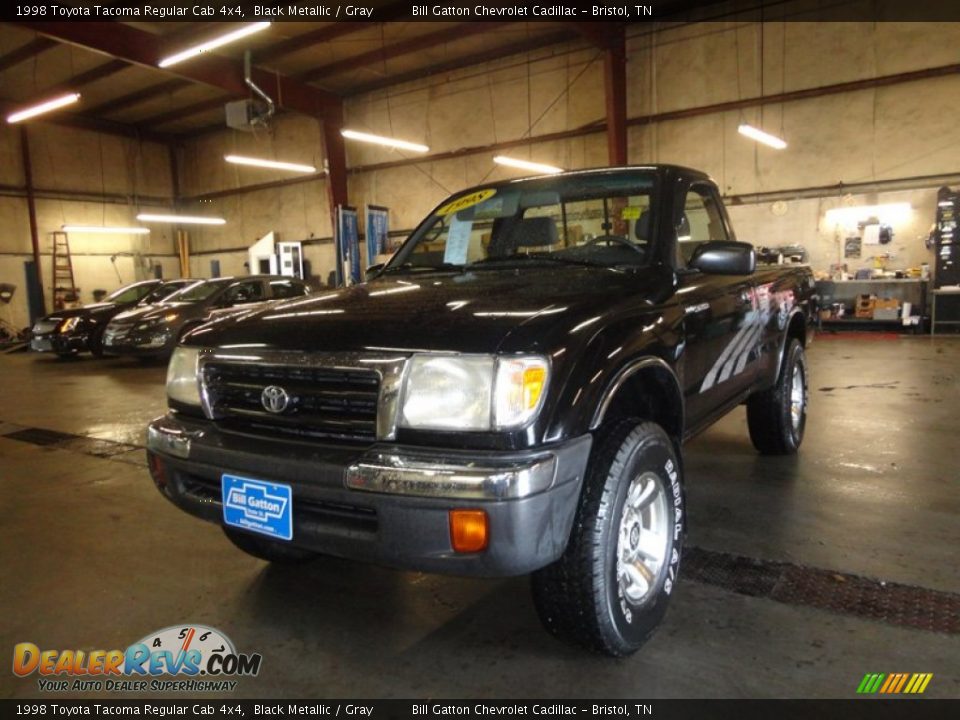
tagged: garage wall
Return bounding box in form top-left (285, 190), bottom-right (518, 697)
top-left (0, 123), bottom-right (179, 331)
top-left (626, 18), bottom-right (960, 274)
top-left (177, 16), bottom-right (960, 283)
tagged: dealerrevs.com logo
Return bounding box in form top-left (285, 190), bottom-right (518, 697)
top-left (13, 625), bottom-right (262, 693)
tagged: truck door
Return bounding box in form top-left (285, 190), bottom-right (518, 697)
top-left (674, 183), bottom-right (759, 429)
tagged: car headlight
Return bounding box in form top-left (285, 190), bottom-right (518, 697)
top-left (58, 317), bottom-right (80, 334)
top-left (166, 347), bottom-right (201, 407)
top-left (399, 354), bottom-right (549, 431)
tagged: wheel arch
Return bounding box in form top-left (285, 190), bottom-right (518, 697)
top-left (589, 357), bottom-right (684, 446)
top-left (774, 309), bottom-right (808, 384)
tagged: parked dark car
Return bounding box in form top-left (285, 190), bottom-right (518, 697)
top-left (146, 166), bottom-right (815, 656)
top-left (30, 279), bottom-right (195, 358)
top-left (103, 275), bottom-right (310, 358)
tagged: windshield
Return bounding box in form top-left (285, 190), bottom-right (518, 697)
top-left (139, 281), bottom-right (188, 305)
top-left (105, 282), bottom-right (155, 304)
top-left (387, 173), bottom-right (657, 273)
top-left (165, 280), bottom-right (228, 303)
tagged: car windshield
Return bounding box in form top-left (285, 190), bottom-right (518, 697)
top-left (139, 282), bottom-right (188, 304)
top-left (165, 280), bottom-right (228, 303)
top-left (105, 282), bottom-right (154, 304)
top-left (386, 172), bottom-right (658, 273)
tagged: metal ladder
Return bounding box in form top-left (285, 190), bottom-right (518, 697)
top-left (51, 231), bottom-right (78, 310)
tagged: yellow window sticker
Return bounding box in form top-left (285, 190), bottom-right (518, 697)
top-left (436, 189), bottom-right (497, 216)
top-left (621, 206), bottom-right (642, 220)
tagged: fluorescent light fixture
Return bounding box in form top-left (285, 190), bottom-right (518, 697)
top-left (158, 22), bottom-right (271, 68)
top-left (62, 225), bottom-right (149, 235)
top-left (137, 213), bottom-right (226, 226)
top-left (824, 203), bottom-right (912, 226)
top-left (737, 123), bottom-right (787, 150)
top-left (6, 92), bottom-right (80, 124)
top-left (224, 154), bottom-right (317, 174)
top-left (493, 156), bottom-right (564, 174)
top-left (340, 129), bottom-right (429, 153)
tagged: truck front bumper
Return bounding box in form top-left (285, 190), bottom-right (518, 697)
top-left (146, 414), bottom-right (592, 577)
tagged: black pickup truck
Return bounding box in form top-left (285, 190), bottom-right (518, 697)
top-left (146, 165), bottom-right (814, 656)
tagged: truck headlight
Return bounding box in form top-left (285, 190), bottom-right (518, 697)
top-left (166, 347), bottom-right (201, 407)
top-left (399, 354), bottom-right (549, 431)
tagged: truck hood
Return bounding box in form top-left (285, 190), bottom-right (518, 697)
top-left (188, 266), bottom-right (676, 354)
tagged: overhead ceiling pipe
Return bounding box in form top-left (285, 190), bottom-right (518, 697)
top-left (244, 50), bottom-right (275, 121)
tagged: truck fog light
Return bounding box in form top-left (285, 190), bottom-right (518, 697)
top-left (449, 509), bottom-right (488, 553)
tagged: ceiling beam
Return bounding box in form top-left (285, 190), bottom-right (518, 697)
top-left (62, 58), bottom-right (130, 89)
top-left (85, 78), bottom-right (190, 117)
top-left (345, 29), bottom-right (580, 96)
top-left (256, 3), bottom-right (411, 65)
top-left (140, 94), bottom-right (231, 129)
top-left (16, 21), bottom-right (342, 118)
top-left (0, 37), bottom-right (56, 73)
top-left (298, 21), bottom-right (511, 83)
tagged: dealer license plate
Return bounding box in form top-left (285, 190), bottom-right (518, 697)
top-left (221, 474), bottom-right (293, 541)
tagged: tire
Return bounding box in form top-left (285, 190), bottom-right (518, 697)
top-left (89, 328), bottom-right (105, 358)
top-left (746, 338), bottom-right (808, 455)
top-left (531, 420), bottom-right (685, 656)
top-left (222, 527), bottom-right (317, 564)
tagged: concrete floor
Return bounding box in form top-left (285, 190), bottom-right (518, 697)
top-left (1, 336), bottom-right (958, 699)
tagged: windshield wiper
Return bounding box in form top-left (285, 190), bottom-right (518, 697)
top-left (467, 254), bottom-right (601, 269)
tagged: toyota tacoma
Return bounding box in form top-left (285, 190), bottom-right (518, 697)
top-left (146, 165), bottom-right (814, 655)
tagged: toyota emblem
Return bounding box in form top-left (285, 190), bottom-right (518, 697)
top-left (261, 385), bottom-right (291, 414)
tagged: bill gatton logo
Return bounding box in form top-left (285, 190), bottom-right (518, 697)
top-left (12, 625), bottom-right (262, 693)
top-left (857, 672), bottom-right (933, 695)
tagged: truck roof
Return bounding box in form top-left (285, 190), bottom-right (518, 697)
top-left (451, 164), bottom-right (714, 198)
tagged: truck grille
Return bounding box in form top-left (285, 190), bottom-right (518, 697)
top-left (202, 362), bottom-right (380, 442)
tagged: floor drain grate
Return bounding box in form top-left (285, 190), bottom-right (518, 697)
top-left (684, 547), bottom-right (960, 635)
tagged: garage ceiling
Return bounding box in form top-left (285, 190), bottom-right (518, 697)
top-left (0, 1), bottom-right (717, 142)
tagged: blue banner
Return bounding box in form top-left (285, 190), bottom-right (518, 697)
top-left (365, 206), bottom-right (390, 268)
top-left (336, 206), bottom-right (361, 285)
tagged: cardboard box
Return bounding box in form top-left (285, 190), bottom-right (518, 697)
top-left (874, 298), bottom-right (900, 310)
top-left (855, 294), bottom-right (875, 319)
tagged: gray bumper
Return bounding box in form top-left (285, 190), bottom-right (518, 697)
top-left (146, 414), bottom-right (592, 577)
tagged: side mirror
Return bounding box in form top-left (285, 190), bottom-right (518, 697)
top-left (689, 241), bottom-right (756, 275)
top-left (365, 263), bottom-right (385, 281)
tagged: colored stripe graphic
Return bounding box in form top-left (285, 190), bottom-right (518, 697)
top-left (857, 673), bottom-right (932, 694)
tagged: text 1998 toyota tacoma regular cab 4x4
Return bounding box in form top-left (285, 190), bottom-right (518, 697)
top-left (146, 166), bottom-right (814, 656)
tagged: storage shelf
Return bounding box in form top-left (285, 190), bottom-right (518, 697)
top-left (818, 317), bottom-right (924, 334)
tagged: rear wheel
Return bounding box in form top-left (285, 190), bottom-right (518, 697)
top-left (531, 420), bottom-right (684, 656)
top-left (222, 527), bottom-right (317, 564)
top-left (747, 338), bottom-right (808, 455)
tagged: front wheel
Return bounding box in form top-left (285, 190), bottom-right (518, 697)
top-left (746, 338), bottom-right (808, 455)
top-left (531, 420), bottom-right (685, 656)
top-left (222, 527), bottom-right (318, 564)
